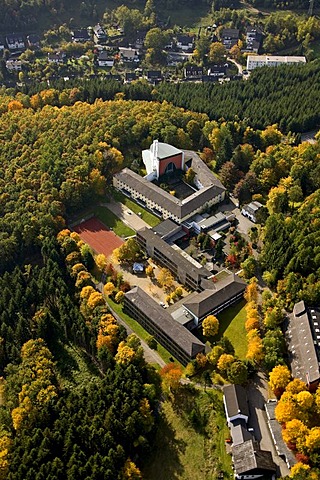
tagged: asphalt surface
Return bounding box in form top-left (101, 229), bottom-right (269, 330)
top-left (247, 372), bottom-right (290, 478)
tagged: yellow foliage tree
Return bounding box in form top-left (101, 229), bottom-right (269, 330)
top-left (305, 427), bottom-right (320, 452)
top-left (202, 315), bottom-right (219, 337)
top-left (157, 268), bottom-right (174, 290)
top-left (282, 419), bottom-right (309, 449)
top-left (8, 100), bottom-right (24, 111)
top-left (95, 253), bottom-right (107, 271)
top-left (115, 342), bottom-right (136, 365)
top-left (245, 316), bottom-right (260, 332)
top-left (289, 462), bottom-right (311, 478)
top-left (246, 329), bottom-right (264, 363)
top-left (286, 379), bottom-right (308, 395)
top-left (87, 292), bottom-right (105, 310)
top-left (275, 392), bottom-right (300, 424)
top-left (0, 433), bottom-right (11, 479)
top-left (196, 353), bottom-right (207, 368)
top-left (80, 285), bottom-right (95, 300)
top-left (71, 263), bottom-right (87, 277)
top-left (269, 365), bottom-right (291, 396)
top-left (217, 354), bottom-right (235, 374)
top-left (296, 391), bottom-right (314, 410)
top-left (244, 280), bottom-right (258, 303)
top-left (145, 265), bottom-right (155, 279)
top-left (75, 270), bottom-right (92, 289)
top-left (104, 282), bottom-right (115, 297)
top-left (122, 458), bottom-right (142, 479)
top-left (115, 290), bottom-right (125, 303)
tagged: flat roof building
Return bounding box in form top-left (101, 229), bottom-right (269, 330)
top-left (247, 55), bottom-right (306, 71)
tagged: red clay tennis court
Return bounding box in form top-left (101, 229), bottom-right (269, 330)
top-left (73, 217), bottom-right (123, 257)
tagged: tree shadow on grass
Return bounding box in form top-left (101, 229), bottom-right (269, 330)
top-left (216, 299), bottom-right (246, 340)
top-left (143, 409), bottom-right (186, 480)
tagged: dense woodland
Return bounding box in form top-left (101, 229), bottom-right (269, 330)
top-left (0, 82), bottom-right (319, 475)
top-left (11, 60), bottom-right (320, 133)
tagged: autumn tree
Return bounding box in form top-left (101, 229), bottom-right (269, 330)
top-left (157, 268), bottom-right (174, 290)
top-left (269, 365), bottom-right (291, 397)
top-left (104, 282), bottom-right (115, 297)
top-left (209, 42), bottom-right (226, 64)
top-left (115, 238), bottom-right (141, 264)
top-left (202, 315), bottom-right (219, 337)
top-left (122, 458), bottom-right (142, 479)
top-left (160, 363), bottom-right (183, 391)
top-left (185, 167), bottom-right (196, 185)
top-left (95, 253), bottom-right (107, 271)
top-left (227, 360), bottom-right (248, 384)
top-left (217, 354), bottom-right (235, 374)
top-left (115, 290), bottom-right (125, 303)
top-left (145, 264), bottom-right (155, 279)
top-left (282, 419), bottom-right (309, 450)
top-left (244, 279), bottom-right (258, 303)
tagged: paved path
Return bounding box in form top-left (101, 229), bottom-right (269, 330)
top-left (101, 200), bottom-right (150, 232)
top-left (247, 372), bottom-right (290, 478)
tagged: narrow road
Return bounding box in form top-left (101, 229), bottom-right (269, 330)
top-left (247, 372), bottom-right (290, 478)
top-left (100, 199), bottom-right (150, 232)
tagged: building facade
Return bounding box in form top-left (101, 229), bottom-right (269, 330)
top-left (247, 55), bottom-right (306, 70)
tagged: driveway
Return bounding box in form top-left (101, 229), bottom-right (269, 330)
top-left (247, 372), bottom-right (290, 478)
top-left (101, 199), bottom-right (150, 232)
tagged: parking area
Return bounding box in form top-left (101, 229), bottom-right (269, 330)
top-left (215, 198), bottom-right (255, 239)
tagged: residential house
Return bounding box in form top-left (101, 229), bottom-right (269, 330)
top-left (202, 75), bottom-right (219, 83)
top-left (247, 55), bottom-right (306, 71)
top-left (207, 64), bottom-right (227, 77)
top-left (124, 286), bottom-right (205, 366)
top-left (232, 440), bottom-right (277, 479)
top-left (93, 24), bottom-right (107, 44)
top-left (245, 27), bottom-right (262, 54)
top-left (223, 384), bottom-right (249, 426)
top-left (72, 29), bottom-right (90, 43)
top-left (134, 30), bottom-right (147, 49)
top-left (286, 301), bottom-right (320, 388)
top-left (26, 34), bottom-right (40, 49)
top-left (6, 59), bottom-right (23, 71)
top-left (241, 201), bottom-right (263, 223)
top-left (6, 33), bottom-right (25, 51)
top-left (184, 65), bottom-right (203, 79)
top-left (176, 34), bottom-right (195, 51)
top-left (0, 37), bottom-right (5, 51)
top-left (221, 29), bottom-right (239, 49)
top-left (97, 51), bottom-right (114, 67)
top-left (124, 71), bottom-right (137, 83)
top-left (48, 52), bottom-right (66, 64)
top-left (145, 70), bottom-right (163, 84)
top-left (119, 47), bottom-right (140, 63)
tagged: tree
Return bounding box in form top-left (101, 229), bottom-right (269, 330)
top-left (227, 360), bottom-right (248, 384)
top-left (241, 256), bottom-right (257, 279)
top-left (202, 315), bottom-right (219, 337)
top-left (185, 167), bottom-right (196, 185)
top-left (95, 253), bottom-right (107, 271)
top-left (305, 427), bottom-right (320, 452)
top-left (160, 363), bottom-right (182, 391)
top-left (104, 282), bottom-right (115, 297)
top-left (208, 42), bottom-right (226, 64)
top-left (157, 268), bottom-right (174, 290)
top-left (244, 280), bottom-right (258, 303)
top-left (217, 354), bottom-right (235, 374)
top-left (282, 419), bottom-right (309, 450)
top-left (115, 238), bottom-right (141, 264)
top-left (115, 291), bottom-right (125, 303)
top-left (266, 186), bottom-right (289, 214)
top-left (145, 265), bottom-right (155, 279)
top-left (122, 458), bottom-right (142, 479)
top-left (115, 341), bottom-right (136, 365)
top-left (269, 365), bottom-right (291, 397)
top-left (145, 28), bottom-right (168, 51)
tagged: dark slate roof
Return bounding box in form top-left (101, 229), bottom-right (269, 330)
top-left (125, 286), bottom-right (205, 357)
top-left (153, 219), bottom-right (181, 238)
top-left (231, 423), bottom-right (254, 446)
top-left (176, 34), bottom-right (195, 45)
top-left (221, 28), bottom-right (239, 39)
top-left (287, 302), bottom-right (320, 384)
top-left (265, 401), bottom-right (297, 468)
top-left (147, 70), bottom-right (162, 79)
top-left (125, 72), bottom-right (136, 81)
top-left (138, 227), bottom-right (211, 282)
top-left (232, 440), bottom-right (276, 475)
top-left (72, 29), bottom-right (90, 40)
top-left (115, 156), bottom-right (225, 220)
top-left (223, 384), bottom-right (249, 419)
top-left (183, 274), bottom-right (246, 319)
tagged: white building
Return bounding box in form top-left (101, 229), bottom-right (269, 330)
top-left (247, 55), bottom-right (306, 71)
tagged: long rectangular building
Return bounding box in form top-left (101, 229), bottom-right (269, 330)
top-left (113, 149), bottom-right (226, 224)
top-left (124, 286), bottom-right (205, 366)
top-left (247, 54), bottom-right (306, 71)
top-left (136, 226), bottom-right (212, 291)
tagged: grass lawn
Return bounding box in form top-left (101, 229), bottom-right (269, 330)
top-left (106, 297), bottom-right (179, 366)
top-left (217, 300), bottom-right (248, 360)
top-left (94, 205), bottom-right (135, 237)
top-left (112, 190), bottom-right (161, 227)
top-left (142, 387), bottom-right (232, 480)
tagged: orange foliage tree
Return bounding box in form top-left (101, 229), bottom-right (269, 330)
top-left (160, 363), bottom-right (183, 391)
